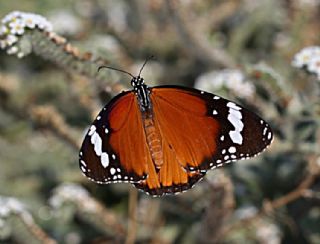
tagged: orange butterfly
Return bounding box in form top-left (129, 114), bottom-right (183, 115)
top-left (79, 64), bottom-right (273, 196)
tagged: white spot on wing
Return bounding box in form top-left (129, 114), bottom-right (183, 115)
top-left (227, 102), bottom-right (244, 145)
top-left (91, 132), bottom-right (102, 156)
top-left (267, 132), bottom-right (272, 140)
top-left (228, 146), bottom-right (236, 153)
top-left (213, 110), bottom-right (218, 115)
top-left (229, 131), bottom-right (243, 144)
top-left (213, 96), bottom-right (220, 100)
top-left (110, 167), bottom-right (116, 175)
top-left (81, 166), bottom-right (86, 172)
top-left (101, 153), bottom-right (109, 168)
top-left (227, 102), bottom-right (241, 110)
top-left (88, 125), bottom-right (96, 136)
top-left (228, 112), bottom-right (244, 131)
top-left (97, 115), bottom-right (101, 120)
top-left (80, 160), bottom-right (87, 167)
top-left (263, 127), bottom-right (267, 135)
top-left (112, 154), bottom-right (116, 160)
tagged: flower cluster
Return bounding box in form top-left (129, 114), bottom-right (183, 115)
top-left (0, 196), bottom-right (33, 225)
top-left (195, 69), bottom-right (255, 99)
top-left (292, 46), bottom-right (320, 80)
top-left (0, 11), bottom-right (53, 58)
top-left (49, 183), bottom-right (90, 209)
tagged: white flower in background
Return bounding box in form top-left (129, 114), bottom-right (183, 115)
top-left (0, 11), bottom-right (54, 58)
top-left (256, 222), bottom-right (282, 244)
top-left (307, 56), bottom-right (320, 79)
top-left (1, 11), bottom-right (21, 24)
top-left (23, 13), bottom-right (37, 29)
top-left (0, 25), bottom-right (8, 35)
top-left (234, 205), bottom-right (258, 220)
top-left (0, 40), bottom-right (6, 49)
top-left (292, 46), bottom-right (320, 80)
top-left (9, 20), bottom-right (25, 35)
top-left (195, 69), bottom-right (255, 99)
top-left (49, 183), bottom-right (89, 209)
top-left (0, 196), bottom-right (33, 225)
top-left (292, 46), bottom-right (320, 68)
top-left (17, 52), bottom-right (25, 59)
top-left (6, 46), bottom-right (18, 55)
top-left (6, 34), bottom-right (18, 45)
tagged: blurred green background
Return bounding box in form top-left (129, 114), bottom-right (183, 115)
top-left (0, 0), bottom-right (320, 243)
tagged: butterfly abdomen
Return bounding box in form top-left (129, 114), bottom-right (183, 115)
top-left (143, 115), bottom-right (163, 169)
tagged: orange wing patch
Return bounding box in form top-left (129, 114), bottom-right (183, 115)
top-left (134, 87), bottom-right (219, 195)
top-left (108, 94), bottom-right (151, 178)
top-left (152, 87), bottom-right (220, 170)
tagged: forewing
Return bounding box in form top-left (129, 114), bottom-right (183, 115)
top-left (79, 91), bottom-right (150, 184)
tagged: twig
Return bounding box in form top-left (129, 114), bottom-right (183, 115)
top-left (29, 105), bottom-right (80, 150)
top-left (221, 155), bottom-right (320, 237)
top-left (126, 188), bottom-right (139, 244)
top-left (0, 196), bottom-right (57, 244)
top-left (50, 183), bottom-right (126, 240)
top-left (199, 171), bottom-right (235, 242)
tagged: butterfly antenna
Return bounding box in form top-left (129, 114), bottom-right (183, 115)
top-left (138, 55), bottom-right (155, 77)
top-left (97, 66), bottom-right (135, 78)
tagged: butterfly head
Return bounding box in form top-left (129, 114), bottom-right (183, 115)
top-left (131, 76), bottom-right (145, 88)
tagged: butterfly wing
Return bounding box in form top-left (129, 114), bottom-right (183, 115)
top-left (134, 86), bottom-right (273, 195)
top-left (79, 91), bottom-right (151, 184)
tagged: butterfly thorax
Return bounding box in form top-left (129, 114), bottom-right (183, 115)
top-left (132, 77), bottom-right (164, 170)
top-left (132, 76), bottom-right (151, 112)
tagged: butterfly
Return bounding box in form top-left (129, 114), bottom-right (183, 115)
top-left (79, 63), bottom-right (273, 196)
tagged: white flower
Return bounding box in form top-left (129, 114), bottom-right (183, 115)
top-left (256, 222), bottom-right (281, 244)
top-left (23, 13), bottom-right (37, 29)
top-left (292, 46), bottom-right (320, 80)
top-left (195, 69), bottom-right (255, 98)
top-left (307, 56), bottom-right (320, 79)
top-left (6, 34), bottom-right (18, 45)
top-left (1, 11), bottom-right (22, 24)
top-left (17, 52), bottom-right (25, 58)
top-left (0, 25), bottom-right (8, 35)
top-left (292, 46), bottom-right (320, 68)
top-left (9, 20), bottom-right (25, 35)
top-left (1, 11), bottom-right (53, 35)
top-left (49, 183), bottom-right (89, 208)
top-left (34, 15), bottom-right (52, 31)
top-left (0, 40), bottom-right (7, 49)
top-left (0, 197), bottom-right (33, 225)
top-left (6, 45), bottom-right (18, 55)
top-left (307, 56), bottom-right (320, 73)
top-left (234, 205), bottom-right (258, 220)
